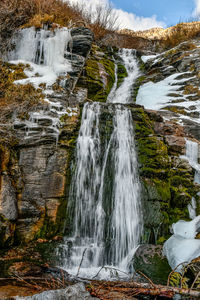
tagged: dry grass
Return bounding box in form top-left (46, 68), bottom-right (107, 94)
top-left (0, 61), bottom-right (44, 123)
top-left (0, 0), bottom-right (118, 42)
top-left (160, 22), bottom-right (200, 49)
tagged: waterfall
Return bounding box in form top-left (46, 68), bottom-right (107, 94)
top-left (6, 27), bottom-right (74, 140)
top-left (59, 49), bottom-right (142, 278)
top-left (8, 27), bottom-right (72, 78)
top-left (183, 139), bottom-right (200, 219)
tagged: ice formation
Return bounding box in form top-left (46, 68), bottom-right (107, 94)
top-left (163, 216), bottom-right (200, 271)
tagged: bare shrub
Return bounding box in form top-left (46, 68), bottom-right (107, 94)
top-left (70, 1), bottom-right (119, 39)
top-left (0, 0), bottom-right (36, 40)
top-left (0, 0), bottom-right (118, 42)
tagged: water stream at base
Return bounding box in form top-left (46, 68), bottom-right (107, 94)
top-left (58, 49), bottom-right (143, 279)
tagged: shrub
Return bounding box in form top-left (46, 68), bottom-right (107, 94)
top-left (0, 0), bottom-right (118, 42)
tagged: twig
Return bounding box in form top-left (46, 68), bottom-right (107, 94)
top-left (11, 273), bottom-right (42, 291)
top-left (190, 270), bottom-right (200, 290)
top-left (92, 266), bottom-right (130, 280)
top-left (76, 248), bottom-right (87, 277)
top-left (92, 266), bottom-right (105, 279)
top-left (137, 270), bottom-right (156, 288)
top-left (180, 263), bottom-right (191, 289)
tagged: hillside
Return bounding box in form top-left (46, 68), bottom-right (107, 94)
top-left (1, 2), bottom-right (200, 299)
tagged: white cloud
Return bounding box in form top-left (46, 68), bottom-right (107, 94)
top-left (66, 0), bottom-right (165, 31)
top-left (193, 0), bottom-right (200, 16)
top-left (113, 9), bottom-right (165, 31)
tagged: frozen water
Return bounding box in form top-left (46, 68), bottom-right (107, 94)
top-left (6, 27), bottom-right (75, 139)
top-left (163, 235), bottom-right (200, 271)
top-left (172, 216), bottom-right (200, 239)
top-left (163, 215), bottom-right (200, 271)
top-left (9, 27), bottom-right (72, 88)
top-left (136, 72), bottom-right (195, 110)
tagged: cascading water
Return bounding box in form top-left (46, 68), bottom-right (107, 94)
top-left (183, 139), bottom-right (200, 219)
top-left (59, 49), bottom-right (143, 278)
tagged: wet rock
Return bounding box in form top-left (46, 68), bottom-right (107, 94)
top-left (165, 135), bottom-right (186, 154)
top-left (154, 121), bottom-right (184, 137)
top-left (15, 283), bottom-right (99, 300)
top-left (133, 244), bottom-right (171, 285)
top-left (70, 27), bottom-right (94, 58)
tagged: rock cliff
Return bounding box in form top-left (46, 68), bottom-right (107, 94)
top-left (1, 21), bottom-right (200, 297)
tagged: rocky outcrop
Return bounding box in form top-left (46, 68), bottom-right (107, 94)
top-left (0, 27), bottom-right (93, 246)
top-left (77, 44), bottom-right (116, 102)
top-left (130, 104), bottom-right (200, 243)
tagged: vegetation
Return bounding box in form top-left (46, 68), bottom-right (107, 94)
top-left (0, 60), bottom-right (44, 145)
top-left (160, 22), bottom-right (200, 49)
top-left (0, 0), bottom-right (119, 44)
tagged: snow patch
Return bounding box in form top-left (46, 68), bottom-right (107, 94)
top-left (136, 73), bottom-right (192, 110)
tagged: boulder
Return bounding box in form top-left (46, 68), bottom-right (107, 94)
top-left (70, 27), bottom-right (94, 58)
top-left (16, 283), bottom-right (99, 300)
top-left (133, 244), bottom-right (171, 285)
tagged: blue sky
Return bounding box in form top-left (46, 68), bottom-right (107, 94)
top-left (69, 0), bottom-right (200, 30)
top-left (112, 0), bottom-right (196, 27)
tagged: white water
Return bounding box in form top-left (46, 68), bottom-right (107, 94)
top-left (181, 139), bottom-right (200, 218)
top-left (108, 49), bottom-right (140, 104)
top-left (9, 27), bottom-right (72, 88)
top-left (7, 27), bottom-right (75, 139)
top-left (59, 49), bottom-right (142, 279)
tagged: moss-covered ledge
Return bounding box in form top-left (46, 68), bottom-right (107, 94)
top-left (77, 44), bottom-right (116, 102)
top-left (129, 105), bottom-right (200, 244)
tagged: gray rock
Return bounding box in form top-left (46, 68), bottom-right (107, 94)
top-left (70, 27), bottom-right (94, 58)
top-left (0, 174), bottom-right (18, 221)
top-left (15, 283), bottom-right (99, 300)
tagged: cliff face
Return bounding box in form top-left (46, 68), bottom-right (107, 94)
top-left (1, 23), bottom-right (200, 291)
top-left (0, 27), bottom-right (94, 246)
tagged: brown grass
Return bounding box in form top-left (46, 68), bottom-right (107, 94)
top-left (160, 22), bottom-right (200, 49)
top-left (0, 61), bottom-right (44, 123)
top-left (0, 0), bottom-right (118, 42)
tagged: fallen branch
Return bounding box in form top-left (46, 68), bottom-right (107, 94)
top-left (87, 280), bottom-right (200, 299)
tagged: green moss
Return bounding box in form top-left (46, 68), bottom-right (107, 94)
top-left (133, 75), bottom-right (146, 101)
top-left (130, 105), bottom-right (199, 243)
top-left (117, 63), bottom-right (127, 88)
top-left (77, 45), bottom-right (115, 102)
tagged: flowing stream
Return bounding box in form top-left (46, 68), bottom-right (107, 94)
top-left (59, 49), bottom-right (143, 279)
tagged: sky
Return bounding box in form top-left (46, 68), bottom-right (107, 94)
top-left (68, 0), bottom-right (200, 31)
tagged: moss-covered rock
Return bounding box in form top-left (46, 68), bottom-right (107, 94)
top-left (128, 105), bottom-right (199, 243)
top-left (116, 63), bottom-right (127, 88)
top-left (77, 45), bottom-right (115, 102)
top-left (133, 244), bottom-right (171, 285)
